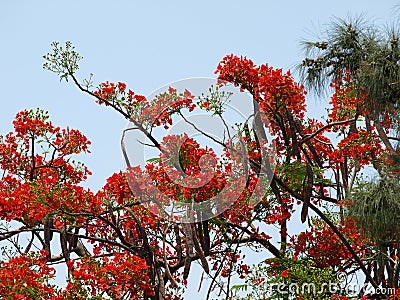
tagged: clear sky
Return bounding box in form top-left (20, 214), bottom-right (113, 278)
top-left (0, 0), bottom-right (399, 297)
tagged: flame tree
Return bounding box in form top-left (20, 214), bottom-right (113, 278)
top-left (0, 17), bottom-right (399, 299)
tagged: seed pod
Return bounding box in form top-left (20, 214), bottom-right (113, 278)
top-left (301, 164), bottom-right (313, 223)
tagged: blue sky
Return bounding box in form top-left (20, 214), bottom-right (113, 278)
top-left (0, 0), bottom-right (399, 297)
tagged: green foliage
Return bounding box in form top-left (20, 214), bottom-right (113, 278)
top-left (348, 176), bottom-right (400, 244)
top-left (276, 163), bottom-right (331, 193)
top-left (197, 85), bottom-right (233, 115)
top-left (43, 41), bottom-right (82, 81)
top-left (231, 258), bottom-right (341, 300)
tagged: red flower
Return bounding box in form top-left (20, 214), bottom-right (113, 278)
top-left (281, 269), bottom-right (290, 278)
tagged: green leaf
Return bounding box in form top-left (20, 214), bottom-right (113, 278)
top-left (146, 157), bottom-right (161, 163)
top-left (231, 283), bottom-right (248, 291)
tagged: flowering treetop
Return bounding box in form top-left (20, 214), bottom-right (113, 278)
top-left (0, 32), bottom-right (398, 299)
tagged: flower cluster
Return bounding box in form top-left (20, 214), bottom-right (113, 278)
top-left (216, 54), bottom-right (307, 126)
top-left (328, 71), bottom-right (367, 123)
top-left (0, 110), bottom-right (96, 224)
top-left (0, 252), bottom-right (55, 299)
top-left (146, 134), bottom-right (227, 203)
top-left (95, 82), bottom-right (196, 129)
top-left (329, 129), bottom-right (383, 168)
top-left (65, 253), bottom-right (154, 299)
top-left (292, 218), bottom-right (366, 268)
